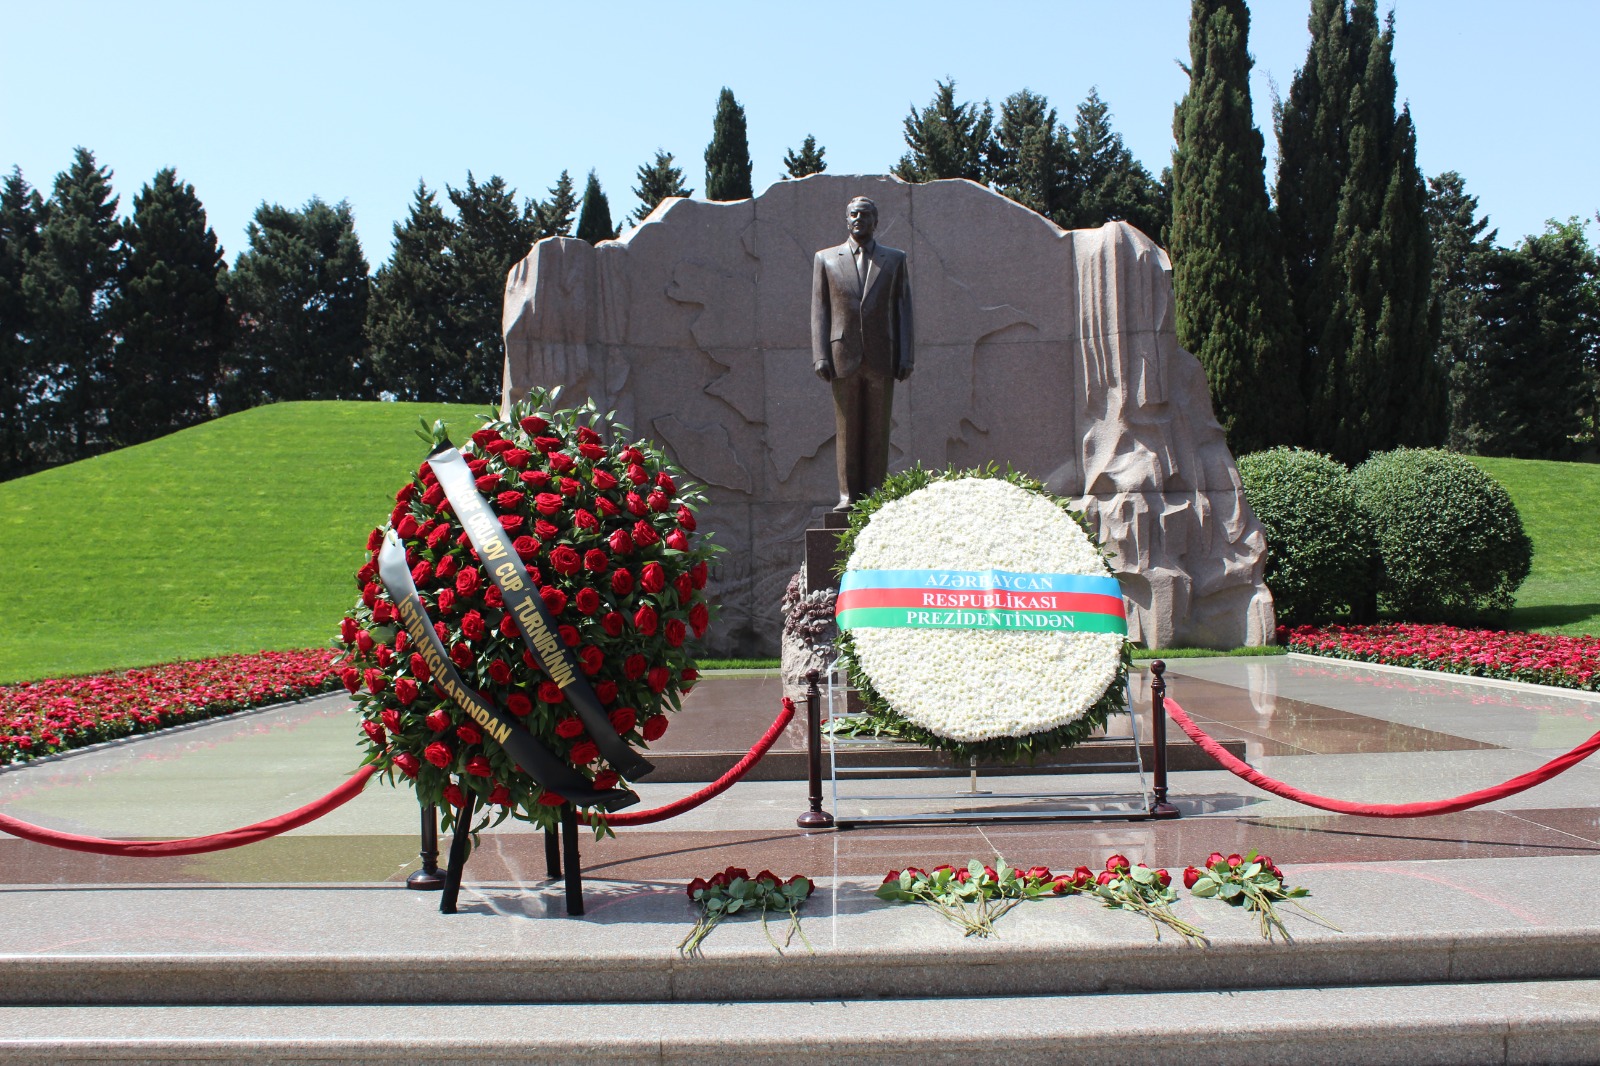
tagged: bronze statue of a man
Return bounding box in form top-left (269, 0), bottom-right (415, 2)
top-left (811, 196), bottom-right (914, 513)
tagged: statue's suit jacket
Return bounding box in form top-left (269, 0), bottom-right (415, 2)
top-left (810, 240), bottom-right (913, 379)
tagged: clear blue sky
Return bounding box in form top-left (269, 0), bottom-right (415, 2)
top-left (3, 1), bottom-right (1594, 263)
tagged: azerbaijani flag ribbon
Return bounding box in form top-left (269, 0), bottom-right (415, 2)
top-left (836, 568), bottom-right (1127, 635)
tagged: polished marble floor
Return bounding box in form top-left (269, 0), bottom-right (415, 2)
top-left (2, 655), bottom-right (1597, 886)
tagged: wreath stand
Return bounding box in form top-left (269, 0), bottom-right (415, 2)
top-left (422, 801), bottom-right (586, 917)
top-left (799, 662), bottom-right (1181, 829)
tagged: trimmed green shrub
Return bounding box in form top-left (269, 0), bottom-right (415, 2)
top-left (1238, 447), bottom-right (1373, 624)
top-left (1352, 448), bottom-right (1532, 621)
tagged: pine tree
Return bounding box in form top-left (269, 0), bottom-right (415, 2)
top-left (0, 167), bottom-right (45, 479)
top-left (367, 181), bottom-right (464, 402)
top-left (633, 150), bottom-right (693, 222)
top-left (108, 168), bottom-right (232, 446)
top-left (222, 198), bottom-right (370, 409)
top-left (991, 89), bottom-right (1069, 219)
top-left (575, 170), bottom-right (616, 244)
top-left (448, 173), bottom-right (539, 400)
top-left (704, 88), bottom-right (754, 201)
top-left (782, 135), bottom-right (827, 179)
top-left (23, 147), bottom-right (121, 463)
top-left (1064, 89), bottom-right (1168, 241)
top-left (1425, 171), bottom-right (1497, 451)
top-left (1169, 0), bottom-right (1301, 455)
top-left (893, 79), bottom-right (995, 184)
top-left (533, 170), bottom-right (578, 239)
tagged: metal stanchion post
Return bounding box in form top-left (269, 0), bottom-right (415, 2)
top-left (406, 805), bottom-right (444, 890)
top-left (797, 670), bottom-right (835, 829)
top-left (1150, 660), bottom-right (1179, 819)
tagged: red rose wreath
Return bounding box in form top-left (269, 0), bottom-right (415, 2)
top-left (337, 389), bottom-right (718, 834)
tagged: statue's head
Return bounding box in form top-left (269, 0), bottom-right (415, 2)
top-left (845, 196), bottom-right (878, 242)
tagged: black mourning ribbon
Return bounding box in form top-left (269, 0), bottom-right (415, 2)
top-left (377, 531), bottom-right (638, 812)
top-left (427, 442), bottom-right (655, 781)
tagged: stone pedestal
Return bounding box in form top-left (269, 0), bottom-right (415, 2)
top-left (804, 511), bottom-right (850, 592)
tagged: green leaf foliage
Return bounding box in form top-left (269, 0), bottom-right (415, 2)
top-left (1425, 171), bottom-right (1498, 453)
top-left (575, 170), bottom-right (616, 244)
top-left (893, 79), bottom-right (995, 184)
top-left (367, 181), bottom-right (464, 402)
top-left (633, 149), bottom-right (692, 222)
top-left (1236, 447), bottom-right (1373, 624)
top-left (1170, 0), bottom-right (1301, 455)
top-left (704, 88), bottom-right (753, 201)
top-left (1352, 448), bottom-right (1532, 621)
top-left (782, 135), bottom-right (827, 179)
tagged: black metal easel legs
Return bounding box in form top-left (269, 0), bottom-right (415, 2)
top-left (439, 798), bottom-right (476, 914)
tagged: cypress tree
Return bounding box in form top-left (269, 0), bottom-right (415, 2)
top-left (782, 135), bottom-right (827, 179)
top-left (1425, 171), bottom-right (1497, 452)
top-left (533, 170), bottom-right (578, 239)
top-left (633, 150), bottom-right (693, 223)
top-left (991, 89), bottom-right (1069, 220)
top-left (0, 168), bottom-right (44, 479)
top-left (448, 173), bottom-right (539, 400)
top-left (367, 182), bottom-right (463, 402)
top-left (1169, 0), bottom-right (1301, 455)
top-left (108, 168), bottom-right (232, 446)
top-left (704, 88), bottom-right (754, 201)
top-left (222, 198), bottom-right (370, 409)
top-left (1065, 89), bottom-right (1168, 242)
top-left (23, 147), bottom-right (121, 463)
top-left (893, 79), bottom-right (995, 183)
top-left (575, 170), bottom-right (615, 244)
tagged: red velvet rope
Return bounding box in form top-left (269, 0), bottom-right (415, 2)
top-left (0, 765), bottom-right (379, 857)
top-left (1164, 696), bottom-right (1600, 817)
top-left (583, 697), bottom-right (796, 827)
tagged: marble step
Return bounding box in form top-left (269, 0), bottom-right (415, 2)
top-left (3, 980), bottom-right (1599, 1064)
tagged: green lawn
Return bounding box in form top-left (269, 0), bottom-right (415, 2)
top-left (0, 401), bottom-right (486, 683)
top-left (1467, 455), bottom-right (1600, 637)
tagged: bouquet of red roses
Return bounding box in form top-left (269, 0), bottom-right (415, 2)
top-left (337, 388), bottom-right (720, 835)
top-left (875, 860), bottom-right (1059, 938)
top-left (680, 867), bottom-right (817, 956)
top-left (1092, 853), bottom-right (1207, 946)
top-left (1183, 850), bottom-right (1331, 942)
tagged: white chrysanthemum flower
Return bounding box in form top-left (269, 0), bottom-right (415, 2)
top-left (847, 478), bottom-right (1124, 743)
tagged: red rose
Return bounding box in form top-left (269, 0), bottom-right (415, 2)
top-left (633, 604), bottom-right (658, 635)
top-left (457, 723), bottom-right (482, 744)
top-left (395, 678), bottom-right (419, 706)
top-left (371, 600), bottom-right (395, 624)
top-left (611, 569), bottom-right (635, 596)
top-left (641, 714), bottom-right (669, 741)
top-left (424, 741), bottom-right (452, 768)
top-left (381, 708), bottom-right (403, 733)
top-left (576, 425), bottom-right (602, 445)
top-left (620, 446), bottom-right (642, 463)
top-left (394, 752), bottom-right (420, 777)
top-left (506, 693), bottom-right (532, 717)
top-left (340, 616), bottom-right (359, 643)
top-left (364, 668), bottom-right (387, 695)
top-left (549, 545), bottom-right (582, 575)
top-left (632, 520), bottom-right (659, 547)
top-left (559, 476), bottom-right (581, 496)
top-left (409, 653), bottom-right (431, 683)
top-left (426, 708), bottom-right (450, 732)
top-left (537, 791), bottom-right (566, 806)
top-left (1256, 854), bottom-right (1274, 869)
top-left (532, 434), bottom-right (560, 453)
top-left (488, 658), bottom-right (512, 684)
top-left (579, 645), bottom-right (604, 674)
top-left (1227, 853), bottom-right (1243, 867)
top-left (513, 535), bottom-right (539, 560)
top-left (520, 469), bottom-right (550, 489)
top-left (410, 559), bottom-right (433, 584)
top-left (655, 472), bottom-right (676, 493)
top-left (609, 707), bottom-right (636, 733)
top-left (624, 463), bottom-right (646, 485)
top-left (461, 610), bottom-right (486, 641)
top-left (362, 719), bottom-right (386, 745)
top-left (676, 505), bottom-right (696, 530)
top-left (484, 585), bottom-right (504, 609)
top-left (455, 568), bottom-right (481, 597)
top-left (499, 514), bottom-right (524, 533)
top-left (626, 492), bottom-right (647, 516)
top-left (340, 667), bottom-right (360, 693)
top-left (471, 428), bottom-right (500, 447)
top-left (366, 527), bottom-right (383, 551)
top-left (664, 529), bottom-right (689, 552)
top-left (466, 755), bottom-right (493, 778)
top-left (443, 784), bottom-right (467, 808)
top-left (640, 562), bottom-right (666, 594)
top-left (555, 717), bottom-right (584, 739)
top-left (559, 624), bottom-right (579, 646)
top-left (489, 785), bottom-right (512, 806)
top-left (434, 554), bottom-right (458, 580)
top-left (592, 770), bottom-right (619, 790)
top-left (359, 561), bottom-right (379, 587)
top-left (596, 680), bottom-right (618, 704)
top-left (624, 653), bottom-right (647, 680)
top-left (583, 548), bottom-right (609, 573)
top-left (423, 483), bottom-right (446, 507)
top-left (548, 452), bottom-right (575, 474)
top-left (534, 492), bottom-right (563, 515)
top-left (596, 496), bottom-right (619, 517)
top-left (356, 630), bottom-right (375, 654)
top-left (450, 642), bottom-right (474, 669)
top-left (484, 438), bottom-right (513, 455)
top-left (475, 474), bottom-right (501, 495)
top-left (535, 519), bottom-right (558, 540)
top-left (603, 612), bottom-right (626, 637)
top-left (520, 415), bottom-right (548, 434)
top-left (502, 447), bottom-right (531, 469)
top-left (690, 561), bottom-right (708, 589)
top-left (578, 441), bottom-right (606, 460)
top-left (681, 668), bottom-right (698, 683)
top-left (674, 570), bottom-right (693, 602)
top-left (646, 666), bottom-right (671, 693)
top-left (396, 514), bottom-right (421, 539)
top-left (575, 587), bottom-right (601, 615)
top-left (592, 468), bottom-right (618, 490)
top-left (539, 681), bottom-right (565, 704)
top-left (664, 618), bottom-right (687, 647)
top-left (1097, 871), bottom-right (1114, 885)
top-left (1183, 866), bottom-right (1202, 889)
top-left (540, 586), bottom-right (568, 613)
top-left (608, 528), bottom-right (634, 555)
top-left (1106, 854), bottom-right (1130, 872)
top-left (689, 602), bottom-right (710, 637)
top-left (574, 508), bottom-right (598, 531)
top-left (495, 489), bottom-right (524, 511)
top-left (569, 740), bottom-right (599, 765)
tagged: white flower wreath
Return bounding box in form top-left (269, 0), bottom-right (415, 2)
top-left (842, 477), bottom-right (1125, 744)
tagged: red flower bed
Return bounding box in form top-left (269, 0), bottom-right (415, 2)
top-left (1284, 623), bottom-right (1600, 692)
top-left (0, 650), bottom-right (340, 766)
